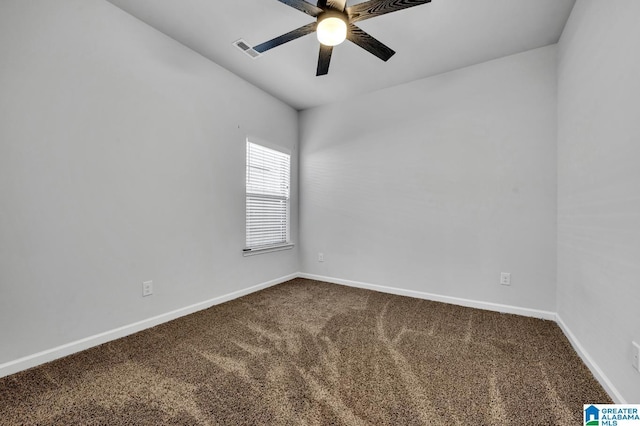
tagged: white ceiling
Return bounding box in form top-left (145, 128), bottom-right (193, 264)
top-left (106, 0), bottom-right (575, 110)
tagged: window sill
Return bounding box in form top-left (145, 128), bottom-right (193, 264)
top-left (242, 243), bottom-right (295, 257)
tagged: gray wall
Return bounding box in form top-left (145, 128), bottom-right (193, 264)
top-left (0, 0), bottom-right (298, 364)
top-left (557, 0), bottom-right (640, 402)
top-left (299, 46), bottom-right (558, 312)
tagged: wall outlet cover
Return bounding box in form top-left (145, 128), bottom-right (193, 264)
top-left (142, 280), bottom-right (153, 297)
top-left (500, 272), bottom-right (511, 286)
top-left (633, 341), bottom-right (640, 372)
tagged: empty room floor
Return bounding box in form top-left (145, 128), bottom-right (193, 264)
top-left (0, 278), bottom-right (611, 425)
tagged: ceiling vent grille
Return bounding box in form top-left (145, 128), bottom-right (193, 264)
top-left (234, 39), bottom-right (261, 59)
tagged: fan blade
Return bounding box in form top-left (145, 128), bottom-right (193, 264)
top-left (347, 0), bottom-right (431, 23)
top-left (347, 24), bottom-right (395, 61)
top-left (316, 45), bottom-right (333, 76)
top-left (278, 0), bottom-right (322, 18)
top-left (277, 0), bottom-right (323, 17)
top-left (254, 22), bottom-right (318, 53)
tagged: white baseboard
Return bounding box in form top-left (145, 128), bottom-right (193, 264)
top-left (298, 273), bottom-right (556, 320)
top-left (0, 273), bottom-right (297, 379)
top-left (555, 315), bottom-right (626, 404)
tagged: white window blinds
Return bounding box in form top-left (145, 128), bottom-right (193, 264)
top-left (245, 141), bottom-right (290, 250)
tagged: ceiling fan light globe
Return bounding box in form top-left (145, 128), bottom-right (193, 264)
top-left (317, 17), bottom-right (347, 46)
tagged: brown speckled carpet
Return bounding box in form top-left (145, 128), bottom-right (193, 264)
top-left (0, 278), bottom-right (611, 425)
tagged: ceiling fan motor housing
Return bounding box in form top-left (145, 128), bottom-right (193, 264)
top-left (317, 9), bottom-right (348, 23)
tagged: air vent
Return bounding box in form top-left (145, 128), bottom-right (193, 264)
top-left (233, 39), bottom-right (261, 59)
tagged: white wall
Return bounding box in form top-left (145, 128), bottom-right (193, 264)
top-left (0, 0), bottom-right (298, 365)
top-left (299, 46), bottom-right (558, 312)
top-left (557, 0), bottom-right (640, 403)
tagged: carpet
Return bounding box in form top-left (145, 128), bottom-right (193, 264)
top-left (0, 278), bottom-right (611, 425)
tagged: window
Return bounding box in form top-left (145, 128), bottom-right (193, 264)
top-left (244, 140), bottom-right (292, 255)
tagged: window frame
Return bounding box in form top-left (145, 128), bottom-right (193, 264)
top-left (243, 138), bottom-right (294, 256)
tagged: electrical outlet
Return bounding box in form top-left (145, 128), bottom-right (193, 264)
top-left (633, 341), bottom-right (640, 372)
top-left (500, 272), bottom-right (511, 286)
top-left (318, 253), bottom-right (324, 262)
top-left (142, 280), bottom-right (153, 297)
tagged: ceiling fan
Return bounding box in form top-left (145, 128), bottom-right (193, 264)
top-left (252, 0), bottom-right (432, 76)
